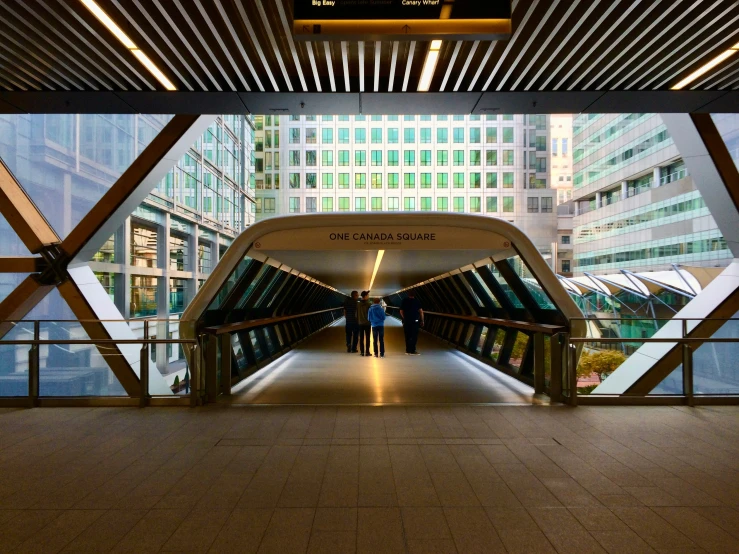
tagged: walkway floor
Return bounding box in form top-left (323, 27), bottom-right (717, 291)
top-left (1, 404), bottom-right (738, 553)
top-left (230, 318), bottom-right (534, 405)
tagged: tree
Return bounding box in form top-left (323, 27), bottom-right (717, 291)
top-left (173, 375), bottom-right (180, 391)
top-left (577, 350), bottom-right (627, 382)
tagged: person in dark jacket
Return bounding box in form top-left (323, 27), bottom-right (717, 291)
top-left (400, 289), bottom-right (424, 355)
top-left (367, 297), bottom-right (387, 358)
top-left (344, 290), bottom-right (359, 352)
top-left (357, 290), bottom-right (372, 356)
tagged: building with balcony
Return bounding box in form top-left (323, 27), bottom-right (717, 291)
top-left (550, 114), bottom-right (573, 205)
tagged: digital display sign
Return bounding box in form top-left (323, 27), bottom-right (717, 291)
top-left (293, 0), bottom-right (511, 41)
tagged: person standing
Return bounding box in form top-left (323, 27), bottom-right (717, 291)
top-left (344, 290), bottom-right (359, 353)
top-left (357, 290), bottom-right (372, 357)
top-left (400, 289), bottom-right (424, 355)
top-left (368, 297), bottom-right (386, 358)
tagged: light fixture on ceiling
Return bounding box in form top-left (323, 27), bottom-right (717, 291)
top-left (671, 43), bottom-right (739, 90)
top-left (368, 249), bottom-right (385, 291)
top-left (418, 40), bottom-right (442, 92)
top-left (81, 0), bottom-right (176, 91)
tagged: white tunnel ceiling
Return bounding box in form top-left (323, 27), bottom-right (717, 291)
top-left (259, 248), bottom-right (499, 296)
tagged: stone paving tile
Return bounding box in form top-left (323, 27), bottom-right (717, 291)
top-left (1, 405), bottom-right (738, 553)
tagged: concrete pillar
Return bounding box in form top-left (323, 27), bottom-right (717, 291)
top-left (653, 166), bottom-right (661, 188)
top-left (156, 213), bottom-right (170, 374)
top-left (595, 191), bottom-right (602, 209)
top-left (120, 217), bottom-right (132, 319)
top-left (621, 180), bottom-right (628, 198)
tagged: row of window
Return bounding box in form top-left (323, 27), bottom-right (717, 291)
top-left (287, 149), bottom-right (526, 167)
top-left (285, 171), bottom-right (518, 189)
top-left (287, 114), bottom-right (515, 122)
top-left (129, 224), bottom-right (214, 274)
top-left (576, 236), bottom-right (728, 268)
top-left (288, 126), bottom-right (517, 145)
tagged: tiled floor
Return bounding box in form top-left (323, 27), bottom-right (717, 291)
top-left (1, 405), bottom-right (738, 553)
top-left (230, 319), bottom-right (534, 405)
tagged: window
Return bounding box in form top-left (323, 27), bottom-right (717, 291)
top-left (371, 173), bottom-right (382, 188)
top-left (562, 260), bottom-right (571, 273)
top-left (561, 235), bottom-right (571, 245)
top-left (404, 128), bottom-right (415, 143)
top-left (470, 173), bottom-right (481, 188)
top-left (322, 128), bottom-right (333, 144)
top-left (541, 197), bottom-right (553, 213)
top-left (338, 173), bottom-right (350, 188)
top-left (322, 197), bottom-right (334, 211)
top-left (306, 197), bottom-right (317, 212)
top-left (536, 157), bottom-right (547, 173)
top-left (420, 197), bottom-right (432, 211)
top-left (306, 173), bottom-right (317, 188)
top-left (453, 197), bottom-right (464, 212)
top-left (289, 150), bottom-right (300, 166)
top-left (404, 150), bottom-right (415, 166)
top-left (371, 128), bottom-right (382, 143)
top-left (453, 173), bottom-right (464, 188)
top-left (502, 150), bottom-right (514, 166)
top-left (371, 197), bottom-right (382, 211)
top-left (355, 150), bottom-right (366, 166)
top-left (305, 128), bottom-right (317, 143)
top-left (338, 197), bottom-right (350, 211)
top-left (453, 150), bottom-right (464, 165)
top-left (387, 115), bottom-right (398, 121)
top-left (289, 115), bottom-right (300, 122)
top-left (437, 150), bottom-right (448, 166)
top-left (420, 173), bottom-right (431, 188)
top-left (289, 197), bottom-right (300, 213)
top-left (453, 127), bottom-right (464, 143)
top-left (169, 233), bottom-right (188, 271)
top-left (420, 150), bottom-right (431, 166)
top-left (562, 138), bottom-right (568, 156)
top-left (503, 114), bottom-right (513, 121)
top-left (503, 172), bottom-right (514, 188)
top-left (263, 198), bottom-right (276, 213)
top-left (306, 150), bottom-right (317, 166)
top-left (306, 115), bottom-right (316, 121)
top-left (486, 127), bottom-right (497, 143)
top-left (470, 150), bottom-right (481, 165)
top-left (404, 173), bottom-right (415, 188)
top-left (388, 197), bottom-right (399, 211)
top-left (437, 172), bottom-right (448, 188)
top-left (388, 128), bottom-right (399, 143)
top-left (437, 128), bottom-right (448, 143)
top-left (355, 115), bottom-right (365, 121)
top-left (486, 172), bottom-right (497, 188)
top-left (289, 173), bottom-right (300, 188)
top-left (503, 196), bottom-right (514, 212)
top-left (486, 150), bottom-right (497, 165)
top-left (131, 276), bottom-right (158, 317)
top-left (338, 128), bottom-right (349, 143)
top-left (486, 197), bottom-right (498, 212)
top-left (502, 127), bottom-right (514, 143)
top-left (420, 115), bottom-right (431, 121)
top-left (551, 138), bottom-right (558, 156)
top-left (437, 115), bottom-right (448, 121)
top-left (420, 128), bottom-right (431, 143)
top-left (322, 150), bottom-right (333, 166)
top-left (388, 150), bottom-right (399, 166)
top-left (338, 150), bottom-right (350, 166)
top-left (289, 128), bottom-right (300, 143)
top-left (404, 197), bottom-right (415, 211)
top-left (470, 128), bottom-right (481, 143)
top-left (527, 197), bottom-right (539, 213)
top-left (322, 173), bottom-right (333, 188)
top-left (437, 197), bottom-right (448, 211)
top-left (338, 115), bottom-right (349, 121)
top-left (536, 136), bottom-right (546, 151)
top-left (322, 115), bottom-right (333, 122)
top-left (355, 173), bottom-right (366, 188)
top-left (355, 128), bottom-right (366, 143)
top-left (388, 173), bottom-right (399, 188)
top-left (355, 197), bottom-right (366, 211)
top-left (454, 115), bottom-right (465, 121)
top-left (470, 197), bottom-right (481, 212)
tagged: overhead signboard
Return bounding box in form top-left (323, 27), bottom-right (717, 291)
top-left (292, 0), bottom-right (511, 41)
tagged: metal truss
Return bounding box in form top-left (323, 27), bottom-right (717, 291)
top-left (0, 114), bottom-right (212, 396)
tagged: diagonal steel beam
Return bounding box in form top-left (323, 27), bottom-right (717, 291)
top-left (0, 256), bottom-right (44, 273)
top-left (0, 158), bottom-right (60, 253)
top-left (0, 275), bottom-right (54, 338)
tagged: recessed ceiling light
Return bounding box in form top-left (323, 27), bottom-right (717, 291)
top-left (81, 0), bottom-right (176, 91)
top-left (671, 47), bottom-right (737, 90)
top-left (418, 40), bottom-right (442, 92)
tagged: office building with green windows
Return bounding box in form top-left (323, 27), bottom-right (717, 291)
top-left (571, 113), bottom-right (732, 276)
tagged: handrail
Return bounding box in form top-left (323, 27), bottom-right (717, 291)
top-left (203, 307), bottom-right (344, 335)
top-left (570, 337), bottom-right (737, 343)
top-left (0, 339), bottom-right (196, 345)
top-left (386, 307), bottom-right (565, 335)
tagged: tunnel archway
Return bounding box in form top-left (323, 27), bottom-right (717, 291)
top-left (182, 213), bottom-right (586, 403)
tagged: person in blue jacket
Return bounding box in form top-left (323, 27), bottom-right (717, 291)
top-left (367, 297), bottom-right (387, 358)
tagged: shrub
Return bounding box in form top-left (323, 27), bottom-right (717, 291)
top-left (577, 349), bottom-right (628, 382)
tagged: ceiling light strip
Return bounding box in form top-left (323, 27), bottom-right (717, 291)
top-left (374, 41), bottom-right (381, 92)
top-left (368, 250), bottom-right (385, 291)
top-left (671, 47), bottom-right (738, 90)
top-left (81, 0), bottom-right (176, 90)
top-left (417, 40), bottom-right (440, 92)
top-left (693, 54), bottom-right (739, 89)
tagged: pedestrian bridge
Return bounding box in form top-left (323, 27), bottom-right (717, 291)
top-left (181, 213), bottom-right (586, 405)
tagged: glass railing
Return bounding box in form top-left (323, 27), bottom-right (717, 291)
top-left (659, 168), bottom-right (688, 185)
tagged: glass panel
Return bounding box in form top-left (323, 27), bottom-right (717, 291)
top-left (38, 321), bottom-right (126, 396)
top-left (506, 256), bottom-right (557, 310)
top-left (0, 273), bottom-right (30, 305)
top-left (580, 342), bottom-right (642, 395)
top-left (650, 366), bottom-right (682, 395)
top-left (0, 211), bottom-right (29, 256)
top-left (490, 329), bottom-right (506, 362)
top-left (475, 327), bottom-right (488, 354)
top-left (0, 114), bottom-right (172, 238)
top-left (209, 256), bottom-right (255, 309)
top-left (693, 318), bottom-right (739, 394)
top-left (711, 114), bottom-right (739, 170)
top-left (0, 323), bottom-right (32, 397)
top-left (509, 332), bottom-right (529, 370)
top-left (470, 270), bottom-right (501, 308)
top-left (489, 265), bottom-right (524, 308)
top-left (249, 330), bottom-right (264, 360)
